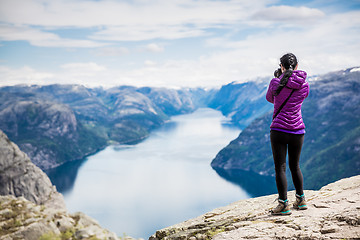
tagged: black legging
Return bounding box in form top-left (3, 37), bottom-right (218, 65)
top-left (270, 130), bottom-right (304, 200)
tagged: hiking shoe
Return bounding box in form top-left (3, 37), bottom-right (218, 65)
top-left (293, 194), bottom-right (308, 210)
top-left (271, 199), bottom-right (292, 215)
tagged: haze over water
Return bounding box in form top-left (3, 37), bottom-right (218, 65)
top-left (49, 108), bottom-right (251, 238)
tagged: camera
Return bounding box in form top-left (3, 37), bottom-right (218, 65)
top-left (274, 68), bottom-right (282, 78)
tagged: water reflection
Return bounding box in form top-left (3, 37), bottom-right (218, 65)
top-left (213, 168), bottom-right (277, 197)
top-left (46, 159), bottom-right (86, 195)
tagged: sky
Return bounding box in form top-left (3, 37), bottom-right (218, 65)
top-left (0, 0), bottom-right (359, 88)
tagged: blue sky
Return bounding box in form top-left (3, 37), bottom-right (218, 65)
top-left (0, 0), bottom-right (359, 88)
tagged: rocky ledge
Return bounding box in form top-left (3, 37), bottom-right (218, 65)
top-left (0, 129), bottom-right (121, 240)
top-left (0, 195), bottom-right (119, 240)
top-left (0, 130), bottom-right (65, 209)
top-left (150, 175), bottom-right (360, 240)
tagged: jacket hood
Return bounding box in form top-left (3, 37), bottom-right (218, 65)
top-left (282, 70), bottom-right (307, 90)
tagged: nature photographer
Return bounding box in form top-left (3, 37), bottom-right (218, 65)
top-left (266, 53), bottom-right (310, 215)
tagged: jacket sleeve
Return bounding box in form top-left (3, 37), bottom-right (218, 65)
top-left (304, 82), bottom-right (310, 98)
top-left (266, 79), bottom-right (275, 103)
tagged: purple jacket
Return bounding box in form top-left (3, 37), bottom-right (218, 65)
top-left (266, 70), bottom-right (309, 130)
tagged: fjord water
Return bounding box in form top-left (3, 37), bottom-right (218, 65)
top-left (48, 108), bottom-right (252, 238)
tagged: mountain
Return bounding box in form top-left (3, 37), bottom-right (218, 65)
top-left (0, 129), bottom-right (120, 240)
top-left (0, 90), bottom-right (107, 170)
top-left (208, 77), bottom-right (272, 129)
top-left (137, 87), bottom-right (197, 115)
top-left (211, 67), bottom-right (360, 190)
top-left (1, 66), bottom-right (359, 179)
top-left (150, 175), bottom-right (360, 240)
top-left (0, 84), bottom-right (200, 170)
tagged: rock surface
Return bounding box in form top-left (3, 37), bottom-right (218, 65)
top-left (0, 129), bottom-right (65, 209)
top-left (150, 175), bottom-right (360, 240)
top-left (0, 195), bottom-right (119, 240)
top-left (0, 130), bottom-right (120, 240)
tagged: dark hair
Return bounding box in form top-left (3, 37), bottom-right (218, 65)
top-left (275, 53), bottom-right (298, 95)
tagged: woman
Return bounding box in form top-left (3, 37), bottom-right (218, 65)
top-left (266, 53), bottom-right (309, 215)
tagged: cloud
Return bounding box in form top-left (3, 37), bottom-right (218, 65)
top-left (0, 66), bottom-right (54, 86)
top-left (144, 43), bottom-right (164, 53)
top-left (64, 10), bottom-right (360, 87)
top-left (251, 5), bottom-right (325, 22)
top-left (0, 1), bottom-right (359, 89)
top-left (2, 1), bottom-right (327, 46)
top-left (204, 9), bottom-right (360, 78)
top-left (61, 62), bottom-right (107, 72)
top-left (0, 0), bottom-right (268, 43)
top-left (1, 6), bottom-right (359, 89)
top-left (89, 24), bottom-right (207, 42)
top-left (0, 64), bottom-right (114, 88)
top-left (0, 0), bottom-right (260, 27)
top-left (94, 47), bottom-right (130, 56)
top-left (144, 60), bottom-right (157, 66)
top-left (0, 24), bottom-right (106, 48)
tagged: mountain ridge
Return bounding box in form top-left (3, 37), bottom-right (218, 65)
top-left (208, 77), bottom-right (271, 129)
top-left (0, 84), bottom-right (202, 170)
top-left (1, 67), bottom-right (359, 187)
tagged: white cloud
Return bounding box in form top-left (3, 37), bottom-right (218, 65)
top-left (0, 66), bottom-right (54, 86)
top-left (0, 0), bottom-right (268, 43)
top-left (0, 64), bottom-right (115, 88)
top-left (144, 43), bottom-right (164, 53)
top-left (204, 10), bottom-right (360, 78)
top-left (94, 47), bottom-right (130, 56)
top-left (0, 0), bottom-right (328, 47)
top-left (64, 10), bottom-right (360, 87)
top-left (1, 5), bottom-right (359, 89)
top-left (61, 62), bottom-right (107, 72)
top-left (0, 0), bottom-right (261, 27)
top-left (251, 5), bottom-right (325, 22)
top-left (144, 60), bottom-right (157, 66)
top-left (89, 24), bottom-right (207, 42)
top-left (0, 24), bottom-right (106, 48)
top-left (0, 1), bottom-right (359, 89)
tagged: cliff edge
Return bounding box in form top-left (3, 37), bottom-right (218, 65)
top-left (0, 129), bottom-right (65, 209)
top-left (0, 130), bottom-right (119, 240)
top-left (150, 175), bottom-right (360, 240)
